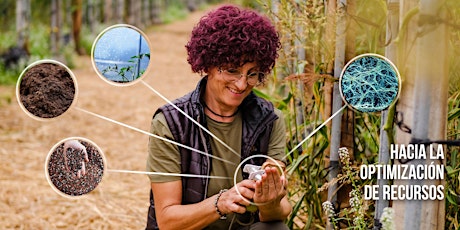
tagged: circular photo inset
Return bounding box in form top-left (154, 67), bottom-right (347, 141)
top-left (16, 60), bottom-right (77, 120)
top-left (339, 53), bottom-right (401, 113)
top-left (233, 154), bottom-right (286, 208)
top-left (45, 137), bottom-right (106, 198)
top-left (91, 24), bottom-right (152, 86)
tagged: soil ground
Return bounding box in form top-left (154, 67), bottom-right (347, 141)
top-left (0, 8), bottom-right (209, 229)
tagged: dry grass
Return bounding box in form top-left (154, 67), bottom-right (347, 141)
top-left (0, 7), bottom-right (208, 229)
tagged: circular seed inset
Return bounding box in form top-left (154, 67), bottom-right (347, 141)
top-left (45, 137), bottom-right (106, 198)
top-left (91, 24), bottom-right (152, 86)
top-left (16, 60), bottom-right (77, 120)
top-left (339, 53), bottom-right (401, 113)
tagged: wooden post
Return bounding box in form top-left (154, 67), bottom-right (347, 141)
top-left (405, 0), bottom-right (447, 229)
top-left (323, 0), bottom-right (336, 184)
top-left (327, 0), bottom-right (346, 229)
top-left (324, 0), bottom-right (336, 120)
top-left (115, 0), bottom-right (124, 23)
top-left (394, 0), bottom-right (448, 229)
top-left (341, 0), bottom-right (356, 161)
top-left (129, 0), bottom-right (141, 27)
top-left (16, 0), bottom-right (30, 48)
top-left (142, 0), bottom-right (149, 27)
top-left (295, 15), bottom-right (306, 142)
top-left (150, 0), bottom-right (162, 24)
top-left (374, 0), bottom-right (400, 228)
top-left (87, 0), bottom-right (95, 33)
top-left (51, 0), bottom-right (60, 58)
top-left (103, 0), bottom-right (112, 24)
top-left (391, 0), bottom-right (417, 225)
top-left (72, 0), bottom-right (83, 55)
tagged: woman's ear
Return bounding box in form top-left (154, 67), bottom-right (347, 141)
top-left (203, 67), bottom-right (219, 79)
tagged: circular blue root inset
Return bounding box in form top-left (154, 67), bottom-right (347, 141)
top-left (339, 54), bottom-right (400, 113)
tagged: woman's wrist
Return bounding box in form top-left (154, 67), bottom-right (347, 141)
top-left (214, 189), bottom-right (228, 219)
top-left (258, 197), bottom-right (291, 222)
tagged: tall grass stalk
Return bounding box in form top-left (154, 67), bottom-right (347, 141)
top-left (258, 0), bottom-right (335, 228)
top-left (256, 0), bottom-right (389, 228)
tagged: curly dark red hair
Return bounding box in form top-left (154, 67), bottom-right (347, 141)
top-left (185, 5), bottom-right (280, 78)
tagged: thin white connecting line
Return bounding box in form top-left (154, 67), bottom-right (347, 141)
top-left (282, 105), bottom-right (346, 161)
top-left (76, 79), bottom-right (345, 178)
top-left (108, 169), bottom-right (231, 179)
top-left (142, 79), bottom-right (346, 163)
top-left (140, 80), bottom-right (240, 157)
top-left (74, 107), bottom-right (236, 166)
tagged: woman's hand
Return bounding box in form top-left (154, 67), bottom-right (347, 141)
top-left (253, 166), bottom-right (287, 210)
top-left (63, 140), bottom-right (89, 178)
top-left (216, 179), bottom-right (256, 215)
top-left (216, 163), bottom-right (291, 222)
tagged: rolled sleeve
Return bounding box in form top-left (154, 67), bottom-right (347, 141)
top-left (146, 112), bottom-right (182, 182)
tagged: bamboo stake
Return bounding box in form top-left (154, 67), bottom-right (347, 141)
top-left (327, 1), bottom-right (346, 229)
top-left (374, 1), bottom-right (400, 228)
top-left (16, 0), bottom-right (30, 48)
top-left (401, 0), bottom-right (448, 229)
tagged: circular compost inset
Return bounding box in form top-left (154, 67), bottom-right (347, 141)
top-left (16, 60), bottom-right (77, 120)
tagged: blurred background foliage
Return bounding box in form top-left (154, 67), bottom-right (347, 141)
top-left (0, 0), bottom-right (223, 85)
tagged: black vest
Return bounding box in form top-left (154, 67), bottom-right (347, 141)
top-left (146, 78), bottom-right (278, 229)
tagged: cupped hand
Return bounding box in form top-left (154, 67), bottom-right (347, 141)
top-left (253, 166), bottom-right (287, 208)
top-left (63, 140), bottom-right (89, 179)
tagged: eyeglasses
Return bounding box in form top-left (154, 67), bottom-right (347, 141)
top-left (218, 68), bottom-right (264, 86)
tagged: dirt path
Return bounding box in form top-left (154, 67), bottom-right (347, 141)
top-left (0, 8), bottom-right (210, 229)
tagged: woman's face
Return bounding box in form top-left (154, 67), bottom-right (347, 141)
top-left (205, 62), bottom-right (259, 110)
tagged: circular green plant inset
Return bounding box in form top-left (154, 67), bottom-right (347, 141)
top-left (91, 24), bottom-right (152, 86)
top-left (339, 54), bottom-right (400, 113)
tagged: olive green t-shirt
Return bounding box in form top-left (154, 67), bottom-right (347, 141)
top-left (146, 109), bottom-right (286, 229)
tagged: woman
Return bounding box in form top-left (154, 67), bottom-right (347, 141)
top-left (146, 5), bottom-right (291, 230)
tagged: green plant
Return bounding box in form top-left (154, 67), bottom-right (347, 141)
top-left (446, 90), bottom-right (460, 229)
top-left (255, 0), bottom-right (334, 228)
top-left (0, 63), bottom-right (21, 86)
top-left (321, 147), bottom-right (374, 229)
top-left (379, 207), bottom-right (395, 230)
top-left (444, 0), bottom-right (460, 228)
top-left (255, 0), bottom-right (390, 229)
top-left (101, 53), bottom-right (150, 82)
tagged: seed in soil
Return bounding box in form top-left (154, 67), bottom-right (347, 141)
top-left (47, 140), bottom-right (105, 197)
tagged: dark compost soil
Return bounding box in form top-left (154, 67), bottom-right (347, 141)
top-left (19, 63), bottom-right (75, 118)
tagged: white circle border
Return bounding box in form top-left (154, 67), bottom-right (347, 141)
top-left (338, 53), bottom-right (402, 113)
top-left (44, 136), bottom-right (107, 199)
top-left (15, 59), bottom-right (79, 121)
top-left (233, 154), bottom-right (286, 207)
top-left (90, 24), bottom-right (153, 87)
